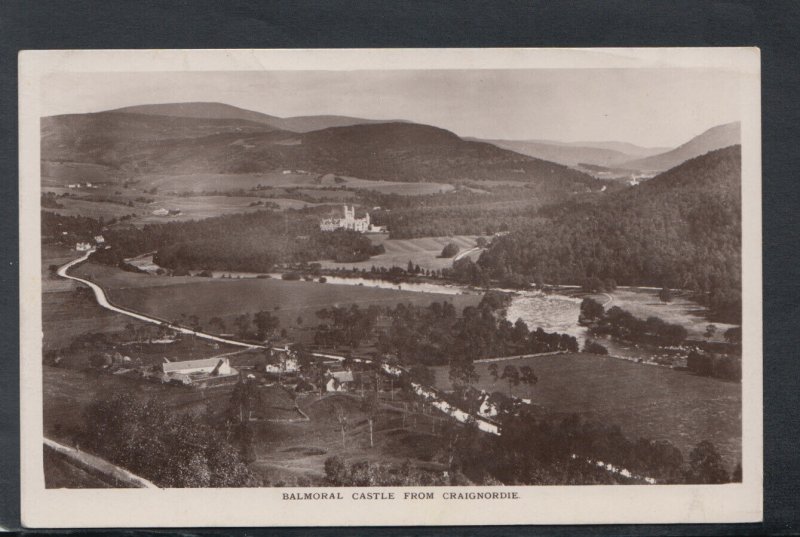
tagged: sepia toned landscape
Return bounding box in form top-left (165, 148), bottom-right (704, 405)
top-left (40, 68), bottom-right (743, 489)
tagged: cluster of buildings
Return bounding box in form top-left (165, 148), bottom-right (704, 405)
top-left (75, 235), bottom-right (105, 252)
top-left (319, 205), bottom-right (386, 233)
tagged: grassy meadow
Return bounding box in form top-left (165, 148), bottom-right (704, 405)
top-left (71, 262), bottom-right (482, 343)
top-left (432, 353), bottom-right (741, 468)
top-left (319, 235), bottom-right (485, 272)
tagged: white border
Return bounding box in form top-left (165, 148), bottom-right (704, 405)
top-left (19, 48), bottom-right (762, 528)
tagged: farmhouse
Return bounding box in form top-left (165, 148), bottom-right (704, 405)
top-left (264, 347), bottom-right (299, 374)
top-left (320, 205), bottom-right (386, 233)
top-left (161, 357), bottom-right (237, 386)
top-left (325, 370), bottom-right (354, 392)
top-left (75, 242), bottom-right (92, 252)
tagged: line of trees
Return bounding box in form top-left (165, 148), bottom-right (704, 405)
top-left (580, 298), bottom-right (689, 346)
top-left (686, 351), bottom-right (742, 381)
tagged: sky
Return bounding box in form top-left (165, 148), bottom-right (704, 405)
top-left (42, 68), bottom-right (745, 148)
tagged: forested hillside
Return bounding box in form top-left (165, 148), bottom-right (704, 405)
top-left (478, 146), bottom-right (742, 322)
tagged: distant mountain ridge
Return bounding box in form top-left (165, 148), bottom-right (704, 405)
top-left (472, 138), bottom-right (669, 168)
top-left (622, 122), bottom-right (741, 171)
top-left (41, 107), bottom-right (599, 192)
top-left (111, 102), bottom-right (406, 133)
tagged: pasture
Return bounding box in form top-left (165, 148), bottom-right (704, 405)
top-left (319, 235), bottom-right (485, 272)
top-left (432, 353), bottom-right (741, 468)
top-left (134, 171), bottom-right (455, 196)
top-left (42, 247), bottom-right (155, 349)
top-left (72, 263), bottom-right (482, 343)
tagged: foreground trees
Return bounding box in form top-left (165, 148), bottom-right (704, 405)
top-left (82, 391), bottom-right (257, 487)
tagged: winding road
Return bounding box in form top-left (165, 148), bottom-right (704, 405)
top-left (452, 246), bottom-right (482, 262)
top-left (57, 250), bottom-right (261, 349)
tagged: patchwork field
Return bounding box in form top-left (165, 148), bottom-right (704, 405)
top-left (134, 171), bottom-right (456, 196)
top-left (432, 353), bottom-right (741, 468)
top-left (319, 235), bottom-right (485, 272)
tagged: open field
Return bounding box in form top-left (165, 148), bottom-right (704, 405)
top-left (432, 353), bottom-right (741, 468)
top-left (319, 235), bottom-right (485, 272)
top-left (42, 248), bottom-right (155, 349)
top-left (71, 262), bottom-right (482, 343)
top-left (133, 171), bottom-right (457, 196)
top-left (42, 161), bottom-right (127, 185)
top-left (42, 191), bottom-right (328, 226)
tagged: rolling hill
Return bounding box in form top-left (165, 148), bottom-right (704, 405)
top-left (41, 108), bottom-right (599, 191)
top-left (111, 102), bottom-right (404, 133)
top-left (622, 122), bottom-right (741, 172)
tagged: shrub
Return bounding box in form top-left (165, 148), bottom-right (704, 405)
top-left (440, 242), bottom-right (460, 258)
top-left (583, 340), bottom-right (608, 355)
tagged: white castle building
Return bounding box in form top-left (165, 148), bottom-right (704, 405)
top-left (320, 205), bottom-right (385, 233)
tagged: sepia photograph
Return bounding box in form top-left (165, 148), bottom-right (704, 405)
top-left (19, 48), bottom-right (762, 527)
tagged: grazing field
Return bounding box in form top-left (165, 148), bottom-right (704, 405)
top-left (71, 263), bottom-right (482, 341)
top-left (432, 353), bottom-right (741, 467)
top-left (42, 248), bottom-right (155, 349)
top-left (42, 192), bottom-right (327, 226)
top-left (42, 161), bottom-right (126, 185)
top-left (319, 235), bottom-right (485, 272)
top-left (134, 171), bottom-right (456, 196)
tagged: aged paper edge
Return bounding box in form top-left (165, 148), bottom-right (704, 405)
top-left (18, 48), bottom-right (762, 528)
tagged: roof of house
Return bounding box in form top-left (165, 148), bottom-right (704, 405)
top-left (330, 370), bottom-right (354, 382)
top-left (163, 357), bottom-right (226, 373)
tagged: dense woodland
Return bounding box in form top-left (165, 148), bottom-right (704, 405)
top-left (478, 147), bottom-right (742, 322)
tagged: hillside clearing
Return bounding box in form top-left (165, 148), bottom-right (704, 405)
top-left (319, 235), bottom-right (485, 272)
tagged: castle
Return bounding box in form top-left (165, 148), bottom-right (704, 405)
top-left (320, 205), bottom-right (385, 233)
